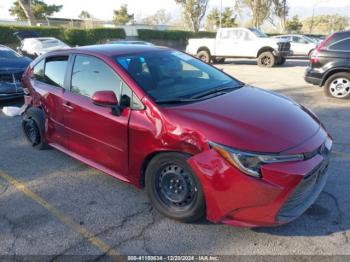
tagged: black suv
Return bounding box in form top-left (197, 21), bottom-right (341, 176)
top-left (305, 31), bottom-right (350, 99)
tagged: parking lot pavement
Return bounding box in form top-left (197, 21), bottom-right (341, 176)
top-left (0, 59), bottom-right (349, 258)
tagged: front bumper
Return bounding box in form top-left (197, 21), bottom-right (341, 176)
top-left (188, 128), bottom-right (331, 227)
top-left (274, 50), bottom-right (293, 58)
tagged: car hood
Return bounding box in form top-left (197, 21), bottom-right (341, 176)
top-left (0, 57), bottom-right (31, 71)
top-left (162, 86), bottom-right (320, 153)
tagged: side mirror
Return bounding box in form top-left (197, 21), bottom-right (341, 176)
top-left (92, 91), bottom-right (121, 116)
top-left (92, 90), bottom-right (118, 106)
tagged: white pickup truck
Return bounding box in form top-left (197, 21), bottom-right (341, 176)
top-left (186, 28), bottom-right (292, 67)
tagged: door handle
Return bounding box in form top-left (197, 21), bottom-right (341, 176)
top-left (63, 102), bottom-right (74, 110)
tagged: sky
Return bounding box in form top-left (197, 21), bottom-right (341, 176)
top-left (0, 0), bottom-right (350, 21)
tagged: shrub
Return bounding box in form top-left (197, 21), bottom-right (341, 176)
top-left (137, 29), bottom-right (215, 41)
top-left (0, 25), bottom-right (125, 46)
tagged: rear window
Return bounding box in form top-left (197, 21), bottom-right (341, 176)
top-left (328, 38), bottom-right (350, 51)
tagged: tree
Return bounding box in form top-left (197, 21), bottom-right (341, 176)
top-left (9, 0), bottom-right (62, 25)
top-left (206, 7), bottom-right (237, 31)
top-left (302, 15), bottom-right (349, 35)
top-left (174, 0), bottom-right (209, 32)
top-left (271, 0), bottom-right (289, 31)
top-left (285, 15), bottom-right (302, 33)
top-left (112, 4), bottom-right (134, 25)
top-left (236, 0), bottom-right (273, 28)
top-left (143, 9), bottom-right (171, 25)
top-left (78, 10), bottom-right (92, 20)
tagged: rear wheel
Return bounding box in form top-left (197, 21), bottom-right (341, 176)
top-left (196, 50), bottom-right (211, 63)
top-left (22, 107), bottom-right (49, 150)
top-left (324, 72), bottom-right (350, 99)
top-left (145, 153), bottom-right (205, 222)
top-left (257, 51), bottom-right (276, 68)
top-left (213, 57), bottom-right (225, 64)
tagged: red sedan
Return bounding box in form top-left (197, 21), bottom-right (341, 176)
top-left (21, 45), bottom-right (332, 227)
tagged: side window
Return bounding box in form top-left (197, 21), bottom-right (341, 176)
top-left (329, 38), bottom-right (350, 51)
top-left (231, 30), bottom-right (240, 40)
top-left (219, 30), bottom-right (231, 40)
top-left (242, 31), bottom-right (252, 41)
top-left (71, 55), bottom-right (122, 98)
top-left (44, 56), bottom-right (68, 88)
top-left (33, 59), bottom-right (45, 81)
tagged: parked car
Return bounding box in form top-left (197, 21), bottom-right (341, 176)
top-left (108, 40), bottom-right (154, 46)
top-left (14, 31), bottom-right (70, 58)
top-left (186, 27), bottom-right (292, 67)
top-left (0, 45), bottom-right (31, 100)
top-left (21, 45), bottom-right (332, 227)
top-left (305, 31), bottom-right (350, 99)
top-left (272, 34), bottom-right (318, 57)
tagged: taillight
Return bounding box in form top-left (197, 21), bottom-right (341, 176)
top-left (310, 50), bottom-right (320, 64)
top-left (310, 33), bottom-right (335, 64)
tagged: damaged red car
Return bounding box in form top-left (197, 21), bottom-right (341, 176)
top-left (21, 45), bottom-right (332, 227)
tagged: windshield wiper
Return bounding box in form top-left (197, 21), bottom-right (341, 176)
top-left (189, 86), bottom-right (240, 99)
top-left (154, 98), bottom-right (201, 104)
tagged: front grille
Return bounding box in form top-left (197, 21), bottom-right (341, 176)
top-left (278, 42), bottom-right (291, 52)
top-left (0, 73), bottom-right (14, 84)
top-left (276, 159), bottom-right (329, 223)
top-left (0, 70), bottom-right (24, 84)
top-left (13, 72), bottom-right (24, 81)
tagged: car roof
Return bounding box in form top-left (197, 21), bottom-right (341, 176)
top-left (65, 44), bottom-right (169, 57)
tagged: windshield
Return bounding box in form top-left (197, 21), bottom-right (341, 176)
top-left (249, 28), bottom-right (268, 38)
top-left (40, 39), bottom-right (66, 48)
top-left (303, 36), bottom-right (318, 44)
top-left (0, 47), bottom-right (21, 59)
top-left (115, 50), bottom-right (241, 103)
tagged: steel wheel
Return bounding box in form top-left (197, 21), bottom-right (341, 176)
top-left (329, 77), bottom-right (350, 98)
top-left (156, 164), bottom-right (197, 211)
top-left (257, 51), bottom-right (276, 68)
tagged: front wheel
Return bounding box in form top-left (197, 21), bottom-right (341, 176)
top-left (213, 57), bottom-right (225, 64)
top-left (324, 72), bottom-right (350, 99)
top-left (257, 52), bottom-right (276, 68)
top-left (196, 50), bottom-right (211, 63)
top-left (145, 153), bottom-right (205, 222)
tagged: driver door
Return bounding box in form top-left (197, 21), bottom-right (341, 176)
top-left (63, 54), bottom-right (131, 177)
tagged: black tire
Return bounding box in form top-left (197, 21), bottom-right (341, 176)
top-left (196, 50), bottom-right (211, 63)
top-left (145, 152), bottom-right (205, 222)
top-left (257, 51), bottom-right (276, 68)
top-left (22, 107), bottom-right (50, 150)
top-left (213, 57), bottom-right (225, 64)
top-left (308, 49), bottom-right (315, 58)
top-left (276, 57), bottom-right (286, 65)
top-left (324, 72), bottom-right (350, 99)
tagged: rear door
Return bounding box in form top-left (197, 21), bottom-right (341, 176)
top-left (291, 36), bottom-right (310, 56)
top-left (216, 29), bottom-right (239, 57)
top-left (63, 54), bottom-right (131, 177)
top-left (29, 56), bottom-right (69, 148)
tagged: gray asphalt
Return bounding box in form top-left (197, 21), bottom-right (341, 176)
top-left (0, 59), bottom-right (349, 259)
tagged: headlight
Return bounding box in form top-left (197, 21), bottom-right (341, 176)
top-left (210, 142), bottom-right (304, 178)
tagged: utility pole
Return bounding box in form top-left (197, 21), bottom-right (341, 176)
top-left (219, 0), bottom-right (222, 28)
